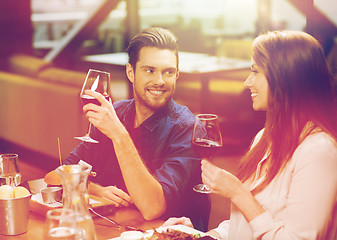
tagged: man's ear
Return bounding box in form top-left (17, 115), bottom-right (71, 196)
top-left (126, 63), bottom-right (135, 84)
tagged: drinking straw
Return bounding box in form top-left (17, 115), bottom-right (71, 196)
top-left (57, 137), bottom-right (62, 166)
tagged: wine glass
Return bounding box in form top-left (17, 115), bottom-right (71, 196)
top-left (192, 114), bottom-right (223, 194)
top-left (74, 69), bottom-right (111, 143)
top-left (0, 153), bottom-right (21, 187)
top-left (44, 208), bottom-right (77, 240)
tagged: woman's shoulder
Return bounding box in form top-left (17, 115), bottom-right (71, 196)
top-left (292, 130), bottom-right (337, 167)
top-left (301, 130), bottom-right (337, 150)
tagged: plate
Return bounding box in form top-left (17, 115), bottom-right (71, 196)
top-left (27, 178), bottom-right (116, 216)
top-left (108, 224), bottom-right (209, 240)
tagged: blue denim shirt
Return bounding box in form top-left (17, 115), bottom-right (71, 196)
top-left (65, 98), bottom-right (210, 231)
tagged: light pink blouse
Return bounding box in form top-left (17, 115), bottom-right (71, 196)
top-left (214, 129), bottom-right (337, 240)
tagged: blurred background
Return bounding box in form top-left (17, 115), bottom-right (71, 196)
top-left (1, 0), bottom-right (337, 229)
top-left (30, 0), bottom-right (336, 55)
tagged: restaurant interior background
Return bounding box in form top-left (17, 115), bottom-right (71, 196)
top-left (1, 0), bottom-right (337, 229)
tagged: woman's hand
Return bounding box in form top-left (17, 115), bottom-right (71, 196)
top-left (202, 160), bottom-right (266, 223)
top-left (161, 217), bottom-right (194, 229)
top-left (201, 160), bottom-right (243, 200)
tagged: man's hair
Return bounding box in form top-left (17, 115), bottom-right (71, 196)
top-left (126, 27), bottom-right (179, 69)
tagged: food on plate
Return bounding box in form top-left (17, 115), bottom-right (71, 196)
top-left (44, 169), bottom-right (61, 186)
top-left (0, 185), bottom-right (14, 199)
top-left (0, 185), bottom-right (30, 199)
top-left (146, 228), bottom-right (215, 240)
top-left (13, 186), bottom-right (31, 198)
top-left (198, 236), bottom-right (217, 240)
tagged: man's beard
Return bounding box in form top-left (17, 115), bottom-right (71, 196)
top-left (134, 87), bottom-right (173, 111)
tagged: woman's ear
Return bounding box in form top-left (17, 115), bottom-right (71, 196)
top-left (126, 63), bottom-right (135, 84)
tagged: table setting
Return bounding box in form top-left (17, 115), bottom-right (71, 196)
top-left (0, 152), bottom-right (220, 240)
top-left (0, 152), bottom-right (165, 239)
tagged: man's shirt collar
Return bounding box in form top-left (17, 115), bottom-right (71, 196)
top-left (122, 98), bottom-right (174, 132)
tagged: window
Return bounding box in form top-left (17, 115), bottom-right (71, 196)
top-left (31, 0), bottom-right (336, 57)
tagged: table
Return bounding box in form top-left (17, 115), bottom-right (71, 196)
top-left (2, 206), bottom-right (164, 240)
top-left (82, 52), bottom-right (251, 112)
top-left (0, 162), bottom-right (163, 239)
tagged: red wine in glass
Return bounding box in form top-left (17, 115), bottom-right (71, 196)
top-left (81, 95), bottom-right (110, 106)
top-left (192, 138), bottom-right (222, 159)
top-left (192, 114), bottom-right (222, 194)
top-left (74, 69), bottom-right (111, 143)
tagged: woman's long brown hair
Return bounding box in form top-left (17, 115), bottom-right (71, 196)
top-left (237, 31), bottom-right (337, 195)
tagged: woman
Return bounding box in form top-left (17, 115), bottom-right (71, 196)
top-left (163, 31), bottom-right (337, 239)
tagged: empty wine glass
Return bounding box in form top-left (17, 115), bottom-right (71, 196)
top-left (74, 69), bottom-right (111, 143)
top-left (192, 114), bottom-right (223, 193)
top-left (0, 153), bottom-right (21, 187)
top-left (44, 208), bottom-right (77, 240)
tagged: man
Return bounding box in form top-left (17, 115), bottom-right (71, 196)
top-left (65, 27), bottom-right (210, 231)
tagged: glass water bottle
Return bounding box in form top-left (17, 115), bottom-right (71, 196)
top-left (56, 164), bottom-right (97, 240)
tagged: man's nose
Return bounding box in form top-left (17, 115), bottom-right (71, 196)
top-left (154, 73), bottom-right (165, 85)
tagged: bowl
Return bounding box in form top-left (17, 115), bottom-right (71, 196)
top-left (120, 231), bottom-right (144, 240)
top-left (40, 187), bottom-right (62, 204)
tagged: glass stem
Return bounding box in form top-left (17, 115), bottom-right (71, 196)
top-left (87, 123), bottom-right (93, 136)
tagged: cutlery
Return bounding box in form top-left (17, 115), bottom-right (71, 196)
top-left (88, 207), bottom-right (144, 232)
